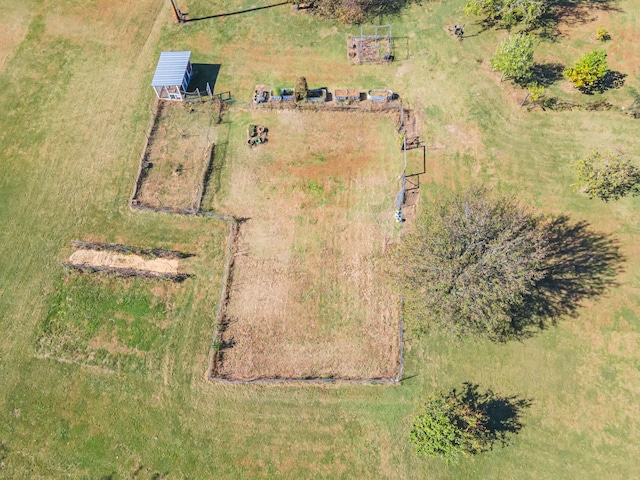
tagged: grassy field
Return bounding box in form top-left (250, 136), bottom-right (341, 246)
top-left (0, 0), bottom-right (639, 478)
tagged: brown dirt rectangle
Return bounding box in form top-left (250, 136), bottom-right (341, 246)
top-left (212, 110), bottom-right (402, 380)
top-left (135, 101), bottom-right (214, 211)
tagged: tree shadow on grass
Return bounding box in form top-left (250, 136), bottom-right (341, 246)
top-left (529, 62), bottom-right (565, 87)
top-left (508, 215), bottom-right (624, 339)
top-left (459, 383), bottom-right (532, 449)
top-left (364, 0), bottom-right (425, 18)
top-left (538, 0), bottom-right (621, 40)
top-left (596, 70), bottom-right (627, 92)
top-left (468, 0), bottom-right (620, 40)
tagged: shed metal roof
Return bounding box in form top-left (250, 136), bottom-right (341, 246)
top-left (151, 51), bottom-right (191, 87)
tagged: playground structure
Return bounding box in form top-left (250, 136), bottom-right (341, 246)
top-left (347, 25), bottom-right (393, 64)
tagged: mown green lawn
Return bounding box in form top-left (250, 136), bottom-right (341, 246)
top-left (1, 0), bottom-right (639, 478)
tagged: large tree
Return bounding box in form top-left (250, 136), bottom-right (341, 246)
top-left (400, 186), bottom-right (551, 340)
top-left (490, 34), bottom-right (535, 82)
top-left (572, 149), bottom-right (640, 202)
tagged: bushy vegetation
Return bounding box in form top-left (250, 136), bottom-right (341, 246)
top-left (572, 149), bottom-right (640, 202)
top-left (563, 50), bottom-right (609, 92)
top-left (464, 0), bottom-right (548, 28)
top-left (294, 76), bottom-right (308, 102)
top-left (311, 0), bottom-right (416, 23)
top-left (596, 28), bottom-right (611, 41)
top-left (490, 34), bottom-right (535, 82)
top-left (409, 389), bottom-right (487, 463)
top-left (400, 186), bottom-right (550, 341)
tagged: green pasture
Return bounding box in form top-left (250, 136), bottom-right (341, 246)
top-left (0, 0), bottom-right (639, 478)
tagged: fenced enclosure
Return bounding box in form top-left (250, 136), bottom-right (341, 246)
top-left (206, 110), bottom-right (403, 381)
top-left (130, 100), bottom-right (218, 213)
top-left (347, 25), bottom-right (393, 64)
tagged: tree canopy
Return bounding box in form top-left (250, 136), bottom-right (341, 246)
top-left (490, 34), bottom-right (535, 82)
top-left (464, 0), bottom-right (548, 28)
top-left (399, 186), bottom-right (551, 340)
top-left (572, 149), bottom-right (640, 202)
top-left (311, 0), bottom-right (416, 23)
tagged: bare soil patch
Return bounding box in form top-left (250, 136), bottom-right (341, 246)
top-left (69, 249), bottom-right (180, 274)
top-left (211, 111), bottom-right (402, 380)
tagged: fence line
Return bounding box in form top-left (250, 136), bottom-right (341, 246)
top-left (250, 99), bottom-right (403, 114)
top-left (70, 240), bottom-right (192, 259)
top-left (61, 262), bottom-right (192, 282)
top-left (204, 214), bottom-right (238, 380)
top-left (122, 94), bottom-right (407, 385)
top-left (207, 296), bottom-right (405, 385)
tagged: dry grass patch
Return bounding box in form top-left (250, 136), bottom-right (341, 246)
top-left (0, 4), bottom-right (31, 71)
top-left (209, 110), bottom-right (402, 380)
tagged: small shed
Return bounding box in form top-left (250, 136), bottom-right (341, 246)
top-left (151, 51), bottom-right (193, 101)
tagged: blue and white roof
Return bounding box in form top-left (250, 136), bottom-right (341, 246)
top-left (151, 51), bottom-right (191, 87)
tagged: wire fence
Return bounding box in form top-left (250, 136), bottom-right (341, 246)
top-left (122, 94), bottom-right (408, 385)
top-left (61, 262), bottom-right (192, 282)
top-left (70, 240), bottom-right (193, 259)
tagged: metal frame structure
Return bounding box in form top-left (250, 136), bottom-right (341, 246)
top-left (348, 25), bottom-right (393, 64)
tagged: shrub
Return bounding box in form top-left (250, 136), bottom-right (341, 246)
top-left (563, 50), bottom-right (608, 92)
top-left (294, 76), bottom-right (308, 102)
top-left (527, 82), bottom-right (545, 103)
top-left (596, 28), bottom-right (610, 41)
top-left (572, 149), bottom-right (640, 202)
top-left (409, 390), bottom-right (487, 463)
top-left (490, 34), bottom-right (535, 82)
top-left (311, 0), bottom-right (417, 23)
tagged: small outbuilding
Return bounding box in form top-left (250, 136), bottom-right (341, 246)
top-left (151, 51), bottom-right (193, 101)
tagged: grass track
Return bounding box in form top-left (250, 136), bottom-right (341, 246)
top-left (0, 0), bottom-right (639, 478)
